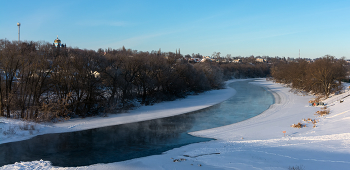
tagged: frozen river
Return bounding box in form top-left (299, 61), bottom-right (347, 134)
top-left (0, 80), bottom-right (274, 167)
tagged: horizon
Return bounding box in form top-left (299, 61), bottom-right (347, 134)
top-left (1, 0), bottom-right (349, 59)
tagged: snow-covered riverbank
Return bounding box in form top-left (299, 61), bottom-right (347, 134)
top-left (2, 79), bottom-right (350, 170)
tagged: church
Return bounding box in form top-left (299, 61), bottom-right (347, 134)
top-left (53, 36), bottom-right (66, 47)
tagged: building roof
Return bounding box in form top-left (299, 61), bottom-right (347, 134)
top-left (54, 35), bottom-right (61, 44)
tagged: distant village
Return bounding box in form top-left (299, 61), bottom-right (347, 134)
top-left (163, 53), bottom-right (350, 65)
top-left (53, 36), bottom-right (350, 65)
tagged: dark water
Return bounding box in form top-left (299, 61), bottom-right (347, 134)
top-left (0, 80), bottom-right (274, 167)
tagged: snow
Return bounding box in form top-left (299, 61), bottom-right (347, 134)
top-left (0, 160), bottom-right (53, 170)
top-left (2, 79), bottom-right (350, 170)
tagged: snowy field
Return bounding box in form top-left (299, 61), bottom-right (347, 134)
top-left (1, 79), bottom-right (350, 170)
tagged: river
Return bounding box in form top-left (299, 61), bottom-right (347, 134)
top-left (0, 80), bottom-right (274, 167)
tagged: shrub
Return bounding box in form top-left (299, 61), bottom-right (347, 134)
top-left (315, 107), bottom-right (330, 117)
top-left (302, 118), bottom-right (319, 128)
top-left (291, 122), bottom-right (306, 128)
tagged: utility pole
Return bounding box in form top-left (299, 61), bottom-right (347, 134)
top-left (299, 49), bottom-right (300, 58)
top-left (17, 22), bottom-right (21, 41)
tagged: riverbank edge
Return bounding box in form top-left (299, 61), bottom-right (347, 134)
top-left (189, 79), bottom-right (283, 139)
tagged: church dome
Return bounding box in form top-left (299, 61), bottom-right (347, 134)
top-left (54, 35), bottom-right (62, 47)
top-left (54, 36), bottom-right (61, 44)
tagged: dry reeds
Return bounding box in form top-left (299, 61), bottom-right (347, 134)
top-left (315, 106), bottom-right (330, 117)
top-left (302, 118), bottom-right (319, 128)
top-left (291, 122), bottom-right (306, 128)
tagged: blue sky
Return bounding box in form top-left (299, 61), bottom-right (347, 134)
top-left (1, 0), bottom-right (349, 59)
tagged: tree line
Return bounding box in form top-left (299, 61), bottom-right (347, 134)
top-left (0, 40), bottom-right (230, 121)
top-left (220, 62), bottom-right (270, 79)
top-left (0, 39), bottom-right (288, 121)
top-left (270, 55), bottom-right (348, 97)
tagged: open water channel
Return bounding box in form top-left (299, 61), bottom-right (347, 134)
top-left (0, 80), bottom-right (274, 167)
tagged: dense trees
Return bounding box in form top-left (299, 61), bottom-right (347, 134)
top-left (0, 40), bottom-right (225, 121)
top-left (219, 62), bottom-right (270, 79)
top-left (1, 39), bottom-right (346, 121)
top-left (271, 55), bottom-right (347, 97)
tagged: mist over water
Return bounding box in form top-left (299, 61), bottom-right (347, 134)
top-left (0, 80), bottom-right (274, 167)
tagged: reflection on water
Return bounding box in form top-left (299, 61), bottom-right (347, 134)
top-left (0, 80), bottom-right (274, 167)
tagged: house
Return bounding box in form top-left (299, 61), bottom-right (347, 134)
top-left (189, 58), bottom-right (201, 63)
top-left (91, 71), bottom-right (100, 78)
top-left (232, 59), bottom-right (242, 63)
top-left (256, 58), bottom-right (266, 63)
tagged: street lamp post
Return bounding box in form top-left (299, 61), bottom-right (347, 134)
top-left (17, 22), bottom-right (21, 41)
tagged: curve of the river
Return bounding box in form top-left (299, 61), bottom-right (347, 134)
top-left (0, 80), bottom-right (274, 167)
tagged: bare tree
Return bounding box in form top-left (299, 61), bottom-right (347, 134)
top-left (307, 55), bottom-right (346, 97)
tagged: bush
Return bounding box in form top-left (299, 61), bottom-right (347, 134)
top-left (291, 122), bottom-right (306, 129)
top-left (315, 107), bottom-right (330, 117)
